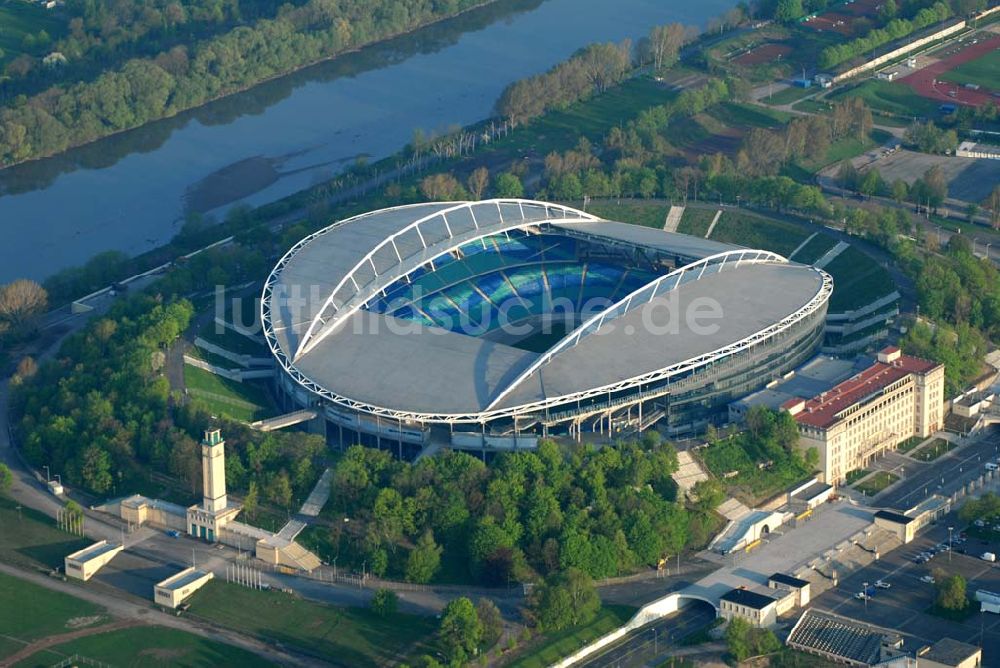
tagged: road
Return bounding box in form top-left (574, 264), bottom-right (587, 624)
top-left (576, 601), bottom-right (718, 668)
top-left (872, 431), bottom-right (1000, 511)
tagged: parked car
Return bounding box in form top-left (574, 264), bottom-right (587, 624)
top-left (983, 552), bottom-right (996, 562)
top-left (875, 581), bottom-right (891, 589)
top-left (921, 575), bottom-right (936, 584)
top-left (166, 530), bottom-right (181, 538)
top-left (855, 592), bottom-right (871, 600)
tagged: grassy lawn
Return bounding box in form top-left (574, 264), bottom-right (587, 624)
top-left (790, 233), bottom-right (837, 263)
top-left (896, 436), bottom-right (925, 454)
top-left (829, 80), bottom-right (940, 120)
top-left (844, 469), bottom-right (870, 486)
top-left (677, 207), bottom-right (717, 237)
top-left (762, 85), bottom-right (816, 106)
top-left (584, 200), bottom-right (669, 229)
top-left (487, 77), bottom-right (677, 157)
top-left (913, 438), bottom-right (954, 462)
top-left (13, 625), bottom-right (274, 668)
top-left (196, 322), bottom-right (268, 356)
top-left (823, 246), bottom-right (896, 313)
top-left (187, 581), bottom-right (438, 666)
top-left (0, 0), bottom-right (66, 67)
top-left (939, 48), bottom-right (1000, 91)
top-left (708, 211), bottom-right (810, 257)
top-left (182, 364), bottom-right (276, 422)
top-left (707, 102), bottom-right (793, 129)
top-left (505, 605), bottom-right (636, 668)
top-left (854, 471), bottom-right (899, 497)
top-left (0, 572), bottom-right (108, 660)
top-left (0, 497), bottom-right (90, 571)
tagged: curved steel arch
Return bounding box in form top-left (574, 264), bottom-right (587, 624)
top-left (293, 199), bottom-right (600, 360)
top-left (485, 248), bottom-right (788, 411)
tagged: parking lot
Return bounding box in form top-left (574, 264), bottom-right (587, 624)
top-left (861, 149), bottom-right (1000, 204)
top-left (809, 519), bottom-right (1000, 660)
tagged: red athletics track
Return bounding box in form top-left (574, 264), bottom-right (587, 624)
top-left (899, 33), bottom-right (1000, 107)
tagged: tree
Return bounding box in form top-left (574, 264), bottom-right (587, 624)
top-left (476, 598), bottom-right (504, 650)
top-left (985, 185), bottom-right (1000, 230)
top-left (371, 588), bottom-right (398, 617)
top-left (891, 179), bottom-right (908, 205)
top-left (836, 160), bottom-right (859, 192)
top-left (533, 568), bottom-right (599, 631)
top-left (648, 23), bottom-right (686, 73)
top-left (726, 617), bottom-right (753, 662)
top-left (494, 172), bottom-right (524, 198)
top-left (467, 167), bottom-right (489, 200)
top-left (935, 571), bottom-right (968, 611)
top-left (243, 480), bottom-right (259, 519)
top-left (923, 165), bottom-right (948, 211)
top-left (690, 478), bottom-right (725, 512)
top-left (0, 279), bottom-right (47, 338)
top-left (267, 471), bottom-right (293, 510)
top-left (860, 168), bottom-right (882, 200)
top-left (406, 529), bottom-right (443, 584)
top-left (775, 0), bottom-right (805, 22)
top-left (0, 463), bottom-right (12, 495)
top-left (439, 597), bottom-right (482, 663)
top-left (79, 446), bottom-right (113, 494)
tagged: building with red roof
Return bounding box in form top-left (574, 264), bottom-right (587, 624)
top-left (784, 347), bottom-right (944, 485)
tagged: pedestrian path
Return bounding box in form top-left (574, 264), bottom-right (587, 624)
top-left (663, 205), bottom-right (685, 232)
top-left (788, 232), bottom-right (818, 260)
top-left (704, 210), bottom-right (723, 238)
top-left (814, 241), bottom-right (849, 269)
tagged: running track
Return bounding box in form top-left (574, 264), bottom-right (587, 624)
top-left (900, 33), bottom-right (1000, 107)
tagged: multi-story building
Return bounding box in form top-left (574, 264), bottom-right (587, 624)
top-left (785, 347), bottom-right (944, 485)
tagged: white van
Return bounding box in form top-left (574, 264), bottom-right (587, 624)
top-left (987, 463), bottom-right (999, 472)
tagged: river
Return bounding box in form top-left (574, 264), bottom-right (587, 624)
top-left (0, 0), bottom-right (735, 283)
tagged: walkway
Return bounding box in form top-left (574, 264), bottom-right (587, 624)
top-left (813, 240), bottom-right (849, 269)
top-left (663, 205), bottom-right (685, 232)
top-left (703, 210), bottom-right (722, 238)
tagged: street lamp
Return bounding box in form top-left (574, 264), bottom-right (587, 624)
top-left (42, 465), bottom-right (50, 482)
top-left (949, 526), bottom-right (954, 563)
top-left (863, 581), bottom-right (869, 612)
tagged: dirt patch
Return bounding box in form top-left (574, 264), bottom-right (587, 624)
top-left (734, 43), bottom-right (792, 66)
top-left (901, 34), bottom-right (1000, 107)
top-left (684, 126), bottom-right (744, 161)
top-left (65, 615), bottom-right (106, 630)
top-left (803, 11), bottom-right (857, 36)
top-left (139, 646), bottom-right (191, 661)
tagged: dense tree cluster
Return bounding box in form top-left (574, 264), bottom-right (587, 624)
top-left (496, 41), bottom-right (632, 126)
top-left (329, 436), bottom-right (706, 584)
top-left (819, 2), bottom-right (952, 69)
top-left (12, 291), bottom-right (322, 503)
top-left (933, 570), bottom-right (968, 611)
top-left (725, 617), bottom-right (780, 662)
top-left (904, 121), bottom-right (959, 155)
top-left (0, 0), bottom-right (487, 165)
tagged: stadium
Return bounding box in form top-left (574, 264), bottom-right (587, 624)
top-left (262, 200), bottom-right (832, 456)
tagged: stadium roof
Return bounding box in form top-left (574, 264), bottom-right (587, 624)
top-left (787, 609), bottom-right (903, 666)
top-left (263, 200), bottom-right (832, 423)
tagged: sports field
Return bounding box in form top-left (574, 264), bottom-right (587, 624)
top-left (901, 33), bottom-right (1000, 106)
top-left (939, 46), bottom-right (1000, 92)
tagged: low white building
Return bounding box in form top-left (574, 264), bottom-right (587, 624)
top-left (64, 540), bottom-right (123, 581)
top-left (154, 567), bottom-right (213, 609)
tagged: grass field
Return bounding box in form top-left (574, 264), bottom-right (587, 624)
top-left (708, 211), bottom-right (810, 257)
top-left (913, 438), bottom-right (954, 462)
top-left (487, 77), bottom-right (677, 157)
top-left (584, 200), bottom-right (669, 229)
top-left (677, 207), bottom-right (717, 237)
top-left (14, 626), bottom-right (275, 668)
top-left (196, 322), bottom-right (268, 356)
top-left (829, 80), bottom-right (940, 119)
top-left (187, 581), bottom-right (438, 666)
top-left (707, 102), bottom-right (793, 129)
top-left (0, 572), bottom-right (108, 660)
top-left (845, 469), bottom-right (870, 485)
top-left (762, 85), bottom-right (816, 106)
top-left (896, 436), bottom-right (924, 454)
top-left (505, 605), bottom-right (636, 668)
top-left (822, 245), bottom-right (895, 313)
top-left (939, 48), bottom-right (1000, 91)
top-left (0, 0), bottom-right (66, 67)
top-left (182, 364), bottom-right (276, 422)
top-left (0, 497), bottom-right (90, 570)
top-left (789, 233), bottom-right (836, 264)
top-left (854, 471), bottom-right (898, 496)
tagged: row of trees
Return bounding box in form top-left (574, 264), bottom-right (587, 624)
top-left (819, 2), bottom-right (952, 69)
top-left (496, 40), bottom-right (632, 126)
top-left (0, 0), bottom-right (488, 165)
top-left (328, 436), bottom-right (704, 584)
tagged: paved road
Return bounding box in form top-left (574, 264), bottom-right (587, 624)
top-left (873, 431), bottom-right (1000, 511)
top-left (577, 602), bottom-right (717, 668)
